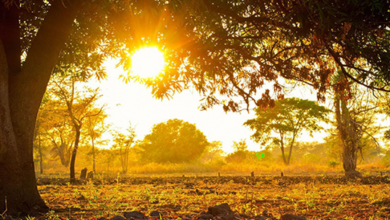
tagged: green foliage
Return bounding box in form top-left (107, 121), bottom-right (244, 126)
top-left (139, 119), bottom-right (209, 163)
top-left (142, 0), bottom-right (390, 112)
top-left (327, 159), bottom-right (341, 168)
top-left (244, 98), bottom-right (330, 164)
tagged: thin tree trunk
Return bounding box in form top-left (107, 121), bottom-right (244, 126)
top-left (70, 127), bottom-right (81, 183)
top-left (287, 132), bottom-right (297, 164)
top-left (279, 132), bottom-right (288, 165)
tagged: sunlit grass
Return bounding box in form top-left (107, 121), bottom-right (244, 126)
top-left (38, 161), bottom-right (390, 178)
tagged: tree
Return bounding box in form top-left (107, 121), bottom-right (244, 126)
top-left (37, 93), bottom-right (74, 168)
top-left (225, 139), bottom-right (248, 163)
top-left (380, 94), bottom-right (390, 140)
top-left (49, 77), bottom-right (105, 182)
top-left (244, 98), bottom-right (330, 165)
top-left (200, 141), bottom-right (225, 164)
top-left (112, 124), bottom-right (136, 174)
top-left (0, 0), bottom-right (175, 214)
top-left (232, 139), bottom-right (248, 152)
top-left (85, 110), bottom-right (109, 173)
top-left (34, 96), bottom-right (49, 174)
top-left (140, 119), bottom-right (209, 163)
top-left (1, 0), bottom-right (389, 214)
top-left (152, 0), bottom-right (390, 105)
top-left (332, 73), bottom-right (385, 177)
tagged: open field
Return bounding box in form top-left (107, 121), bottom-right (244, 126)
top-left (23, 174), bottom-right (390, 220)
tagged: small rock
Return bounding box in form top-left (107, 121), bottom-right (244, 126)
top-left (111, 216), bottom-right (125, 220)
top-left (281, 214), bottom-right (306, 220)
top-left (87, 171), bottom-right (94, 179)
top-left (208, 203), bottom-right (233, 215)
top-left (124, 211), bottom-right (145, 219)
top-left (80, 167), bottom-right (88, 180)
top-left (69, 218), bottom-right (77, 220)
top-left (150, 211), bottom-right (161, 217)
top-left (97, 217), bottom-right (108, 220)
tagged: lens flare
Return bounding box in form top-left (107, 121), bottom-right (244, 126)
top-left (131, 47), bottom-right (165, 78)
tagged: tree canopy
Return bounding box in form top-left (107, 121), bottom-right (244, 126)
top-left (244, 98), bottom-right (330, 164)
top-left (139, 119), bottom-right (209, 163)
top-left (1, 0), bottom-right (390, 215)
top-left (138, 0), bottom-right (390, 111)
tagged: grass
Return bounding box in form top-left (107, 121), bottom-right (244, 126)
top-left (38, 160), bottom-right (390, 178)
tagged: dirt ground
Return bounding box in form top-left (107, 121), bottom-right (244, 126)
top-left (30, 174), bottom-right (390, 219)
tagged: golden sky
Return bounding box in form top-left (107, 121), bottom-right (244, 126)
top-left (87, 58), bottom-right (329, 153)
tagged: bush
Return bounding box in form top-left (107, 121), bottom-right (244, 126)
top-left (327, 159), bottom-right (340, 168)
top-left (225, 150), bottom-right (247, 163)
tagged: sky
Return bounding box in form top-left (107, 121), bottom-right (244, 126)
top-left (85, 58), bottom-right (332, 154)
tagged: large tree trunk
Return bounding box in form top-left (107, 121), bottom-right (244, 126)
top-left (335, 95), bottom-right (362, 178)
top-left (70, 128), bottom-right (81, 183)
top-left (0, 37), bottom-right (48, 216)
top-left (0, 0), bottom-right (81, 215)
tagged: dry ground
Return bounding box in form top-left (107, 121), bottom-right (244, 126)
top-left (28, 174), bottom-right (390, 220)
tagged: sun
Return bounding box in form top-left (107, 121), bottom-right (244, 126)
top-left (131, 47), bottom-right (165, 78)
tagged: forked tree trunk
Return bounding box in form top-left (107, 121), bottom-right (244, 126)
top-left (0, 0), bottom-right (81, 215)
top-left (279, 132), bottom-right (288, 165)
top-left (287, 132), bottom-right (297, 165)
top-left (280, 132), bottom-right (296, 165)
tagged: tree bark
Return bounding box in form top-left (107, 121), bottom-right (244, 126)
top-left (0, 0), bottom-right (82, 215)
top-left (70, 127), bottom-right (81, 183)
top-left (335, 94), bottom-right (362, 178)
top-left (0, 38), bottom-right (48, 216)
